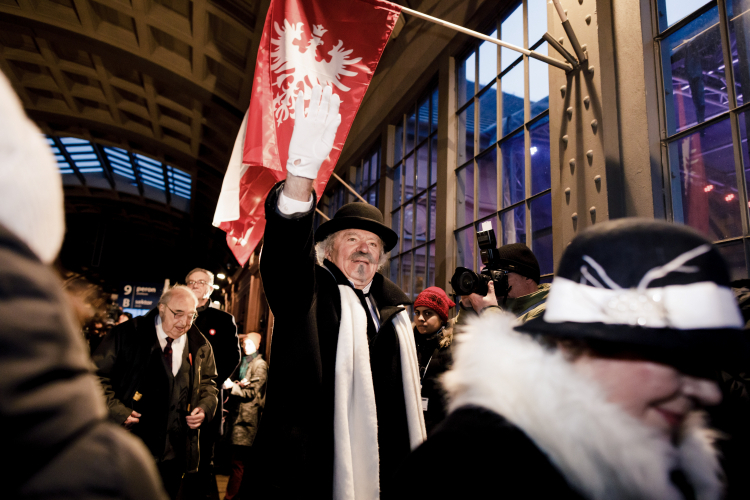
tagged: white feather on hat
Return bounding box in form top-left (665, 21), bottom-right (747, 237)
top-left (0, 69), bottom-right (64, 264)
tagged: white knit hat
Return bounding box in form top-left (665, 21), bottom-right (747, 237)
top-left (0, 69), bottom-right (64, 264)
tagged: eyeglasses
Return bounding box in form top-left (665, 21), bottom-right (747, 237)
top-left (187, 280), bottom-right (209, 286)
top-left (166, 304), bottom-right (198, 322)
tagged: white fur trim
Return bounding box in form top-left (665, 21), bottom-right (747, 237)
top-left (443, 312), bottom-right (723, 500)
top-left (334, 286), bottom-right (379, 500)
top-left (393, 310), bottom-right (427, 449)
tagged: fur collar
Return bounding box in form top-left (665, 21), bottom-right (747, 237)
top-left (412, 319), bottom-right (454, 349)
top-left (443, 313), bottom-right (723, 500)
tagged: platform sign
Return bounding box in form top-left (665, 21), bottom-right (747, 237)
top-left (119, 282), bottom-right (163, 313)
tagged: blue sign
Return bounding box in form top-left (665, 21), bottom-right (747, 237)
top-left (119, 282), bottom-right (163, 312)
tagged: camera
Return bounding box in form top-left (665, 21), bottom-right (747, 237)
top-left (450, 225), bottom-right (511, 298)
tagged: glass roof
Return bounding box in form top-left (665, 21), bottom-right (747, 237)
top-left (47, 135), bottom-right (192, 212)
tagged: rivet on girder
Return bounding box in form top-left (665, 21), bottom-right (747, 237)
top-left (591, 119), bottom-right (598, 133)
top-left (588, 65), bottom-right (595, 74)
top-left (586, 150), bottom-right (594, 162)
top-left (589, 206), bottom-right (596, 214)
top-left (564, 187), bottom-right (571, 204)
top-left (578, 0), bottom-right (583, 4)
top-left (559, 37), bottom-right (565, 45)
top-left (567, 107), bottom-right (573, 119)
top-left (594, 175), bottom-right (601, 184)
top-left (585, 15), bottom-right (591, 24)
top-left (562, 135), bottom-right (569, 145)
top-left (560, 85), bottom-right (567, 97)
top-left (583, 96), bottom-right (590, 109)
top-left (581, 44), bottom-right (587, 52)
top-left (572, 213), bottom-right (578, 221)
top-left (569, 159), bottom-right (576, 173)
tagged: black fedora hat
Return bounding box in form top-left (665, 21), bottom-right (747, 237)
top-left (516, 218), bottom-right (747, 368)
top-left (314, 202), bottom-right (398, 252)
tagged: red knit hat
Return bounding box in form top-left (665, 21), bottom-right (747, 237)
top-left (413, 287), bottom-right (456, 322)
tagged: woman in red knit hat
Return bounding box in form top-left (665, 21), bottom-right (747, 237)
top-left (413, 286), bottom-right (456, 434)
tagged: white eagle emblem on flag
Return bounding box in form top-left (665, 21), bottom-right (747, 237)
top-left (270, 20), bottom-right (362, 125)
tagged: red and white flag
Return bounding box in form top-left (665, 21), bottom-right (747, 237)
top-left (213, 0), bottom-right (402, 265)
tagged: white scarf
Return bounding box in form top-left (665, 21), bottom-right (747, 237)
top-left (333, 285), bottom-right (426, 500)
top-left (444, 312), bottom-right (723, 500)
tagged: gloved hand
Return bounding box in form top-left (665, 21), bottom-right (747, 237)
top-left (286, 84), bottom-right (342, 179)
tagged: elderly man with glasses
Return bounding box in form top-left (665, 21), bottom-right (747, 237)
top-left (93, 284), bottom-right (218, 499)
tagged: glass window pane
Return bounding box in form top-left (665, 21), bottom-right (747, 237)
top-left (728, 0), bottom-right (750, 108)
top-left (458, 52), bottom-right (476, 106)
top-left (661, 6), bottom-right (728, 136)
top-left (479, 30), bottom-right (498, 88)
top-left (501, 204), bottom-right (526, 246)
top-left (530, 192), bottom-right (553, 275)
top-left (669, 118), bottom-right (742, 241)
top-left (476, 216), bottom-right (498, 271)
top-left (431, 88), bottom-right (439, 131)
top-left (402, 252), bottom-right (413, 298)
top-left (427, 242), bottom-right (436, 288)
top-left (392, 163), bottom-right (402, 209)
top-left (501, 131), bottom-right (526, 207)
top-left (458, 102), bottom-right (475, 164)
top-left (477, 147), bottom-right (498, 219)
top-left (528, 0), bottom-right (548, 45)
top-left (530, 116), bottom-right (551, 194)
top-left (415, 245), bottom-right (426, 296)
top-left (405, 154), bottom-right (415, 200)
top-left (403, 201), bottom-right (414, 252)
top-left (428, 186), bottom-right (437, 241)
top-left (529, 42), bottom-right (549, 118)
top-left (430, 135), bottom-right (438, 187)
top-left (738, 109), bottom-right (750, 223)
top-left (395, 121), bottom-right (403, 162)
top-left (716, 240), bottom-right (748, 281)
top-left (418, 96), bottom-right (430, 143)
top-left (416, 193), bottom-right (428, 246)
top-left (417, 142), bottom-right (429, 192)
top-left (371, 148), bottom-right (380, 184)
top-left (391, 208), bottom-right (401, 251)
top-left (479, 83), bottom-right (498, 151)
top-left (390, 256), bottom-right (399, 287)
top-left (501, 62), bottom-right (525, 137)
top-left (455, 226), bottom-right (476, 270)
top-left (501, 4), bottom-right (523, 71)
top-left (367, 183), bottom-right (378, 206)
top-left (659, 0), bottom-right (712, 31)
top-left (456, 164), bottom-right (475, 227)
top-left (406, 109), bottom-right (416, 154)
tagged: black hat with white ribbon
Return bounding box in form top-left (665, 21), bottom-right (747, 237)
top-left (517, 218), bottom-right (747, 368)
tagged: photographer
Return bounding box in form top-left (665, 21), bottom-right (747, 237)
top-left (456, 243), bottom-right (549, 325)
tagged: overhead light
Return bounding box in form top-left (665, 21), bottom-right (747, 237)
top-left (726, 193), bottom-right (735, 202)
top-left (704, 184), bottom-right (714, 192)
top-left (213, 284), bottom-right (220, 289)
top-left (530, 146), bottom-right (538, 155)
top-left (217, 273), bottom-right (226, 279)
top-left (212, 300), bottom-right (220, 306)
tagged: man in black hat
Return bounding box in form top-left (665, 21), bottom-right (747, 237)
top-left (251, 85), bottom-right (425, 499)
top-left (458, 242), bottom-right (549, 323)
top-left (394, 218), bottom-right (746, 500)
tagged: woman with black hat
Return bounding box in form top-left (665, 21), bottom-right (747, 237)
top-left (392, 219), bottom-right (746, 500)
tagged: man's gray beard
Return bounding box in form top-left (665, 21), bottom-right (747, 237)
top-left (354, 263), bottom-right (366, 277)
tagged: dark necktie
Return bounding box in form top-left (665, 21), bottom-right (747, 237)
top-left (353, 288), bottom-right (378, 344)
top-left (164, 337), bottom-right (174, 371)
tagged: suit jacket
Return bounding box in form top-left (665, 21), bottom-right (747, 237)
top-left (93, 308), bottom-right (218, 472)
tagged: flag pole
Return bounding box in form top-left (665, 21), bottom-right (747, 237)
top-left (331, 172), bottom-right (370, 204)
top-left (399, 6), bottom-right (572, 72)
top-left (316, 208), bottom-right (330, 220)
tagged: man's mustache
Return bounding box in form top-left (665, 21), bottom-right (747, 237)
top-left (349, 251), bottom-right (375, 264)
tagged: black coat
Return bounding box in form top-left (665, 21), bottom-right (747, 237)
top-left (0, 223), bottom-right (167, 500)
top-left (93, 308), bottom-right (219, 472)
top-left (414, 324), bottom-right (453, 434)
top-left (390, 405), bottom-right (585, 500)
top-left (253, 182), bottom-right (412, 498)
top-left (194, 305), bottom-right (240, 384)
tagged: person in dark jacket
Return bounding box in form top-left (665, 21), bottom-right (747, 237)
top-left (93, 285), bottom-right (219, 499)
top-left (251, 85), bottom-right (425, 499)
top-left (185, 267), bottom-right (240, 499)
top-left (394, 219), bottom-right (746, 500)
top-left (412, 287), bottom-right (455, 434)
top-left (0, 67), bottom-right (166, 500)
top-left (223, 333), bottom-right (268, 500)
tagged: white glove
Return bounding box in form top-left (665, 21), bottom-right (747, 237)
top-left (222, 378), bottom-right (234, 390)
top-left (286, 84), bottom-right (342, 179)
